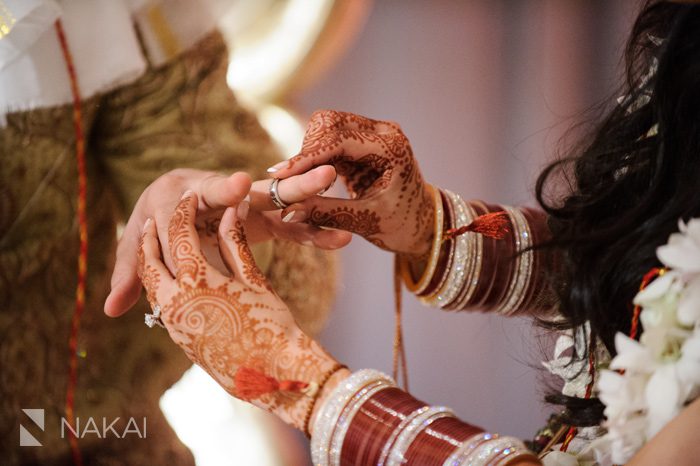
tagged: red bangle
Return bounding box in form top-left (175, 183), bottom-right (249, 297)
top-left (404, 416), bottom-right (484, 465)
top-left (342, 387), bottom-right (426, 465)
top-left (342, 388), bottom-right (484, 466)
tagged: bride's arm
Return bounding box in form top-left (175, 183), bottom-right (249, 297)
top-left (310, 366), bottom-right (700, 466)
top-left (138, 187), bottom-right (541, 465)
top-left (270, 110), bottom-right (557, 318)
top-left (308, 367), bottom-right (540, 466)
top-left (627, 396), bottom-right (700, 466)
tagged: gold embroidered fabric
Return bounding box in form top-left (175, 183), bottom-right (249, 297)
top-left (0, 31), bottom-right (336, 465)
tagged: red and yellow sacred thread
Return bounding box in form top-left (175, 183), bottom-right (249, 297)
top-left (630, 267), bottom-right (665, 341)
top-left (55, 19), bottom-right (86, 466)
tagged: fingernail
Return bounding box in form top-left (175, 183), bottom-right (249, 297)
top-left (302, 240), bottom-right (314, 247)
top-left (237, 201), bottom-right (250, 221)
top-left (318, 179), bottom-right (335, 195)
top-left (282, 210), bottom-right (306, 223)
top-left (181, 189), bottom-right (193, 199)
top-left (267, 160), bottom-right (289, 173)
top-left (243, 194), bottom-right (251, 203)
top-left (143, 218), bottom-right (153, 231)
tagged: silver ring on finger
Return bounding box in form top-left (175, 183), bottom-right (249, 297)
top-left (269, 177), bottom-right (289, 209)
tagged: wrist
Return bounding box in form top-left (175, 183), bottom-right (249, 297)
top-left (407, 184), bottom-right (437, 257)
top-left (399, 185), bottom-right (445, 294)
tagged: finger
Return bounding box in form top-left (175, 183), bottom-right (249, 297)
top-left (218, 207), bottom-right (270, 290)
top-left (138, 217), bottom-right (175, 309)
top-left (261, 211), bottom-right (352, 249)
top-left (266, 109), bottom-right (397, 175)
top-left (302, 110), bottom-right (398, 135)
top-left (314, 110), bottom-right (399, 133)
top-left (169, 190), bottom-right (206, 285)
top-left (301, 227), bottom-right (353, 249)
top-left (105, 170), bottom-right (251, 317)
top-left (280, 196), bottom-right (379, 239)
top-left (105, 212), bottom-right (146, 317)
top-left (199, 171), bottom-right (252, 210)
top-left (270, 129), bottom-right (393, 179)
top-left (249, 165), bottom-right (336, 211)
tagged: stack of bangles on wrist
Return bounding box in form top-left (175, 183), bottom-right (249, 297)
top-left (399, 185), bottom-right (549, 315)
top-left (310, 369), bottom-right (536, 466)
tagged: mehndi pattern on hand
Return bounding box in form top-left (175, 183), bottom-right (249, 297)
top-left (138, 191), bottom-right (340, 430)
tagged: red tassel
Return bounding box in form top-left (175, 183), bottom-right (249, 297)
top-left (444, 211), bottom-right (510, 241)
top-left (234, 367), bottom-right (311, 400)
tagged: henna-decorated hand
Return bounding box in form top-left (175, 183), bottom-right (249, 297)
top-left (268, 110), bottom-right (434, 256)
top-left (105, 167), bottom-right (351, 317)
top-left (138, 191), bottom-right (341, 431)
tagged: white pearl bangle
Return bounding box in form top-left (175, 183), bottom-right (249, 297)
top-left (310, 369), bottom-right (395, 466)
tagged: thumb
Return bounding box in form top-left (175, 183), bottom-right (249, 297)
top-left (199, 171), bottom-right (252, 211)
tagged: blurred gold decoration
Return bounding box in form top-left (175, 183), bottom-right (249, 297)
top-left (218, 0), bottom-right (372, 109)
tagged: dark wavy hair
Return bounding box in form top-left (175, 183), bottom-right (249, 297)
top-left (536, 1), bottom-right (700, 427)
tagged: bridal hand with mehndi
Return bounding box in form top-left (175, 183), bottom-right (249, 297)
top-left (137, 189), bottom-right (346, 431)
top-left (268, 110), bottom-right (435, 256)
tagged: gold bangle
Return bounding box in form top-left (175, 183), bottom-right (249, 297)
top-left (400, 185), bottom-right (444, 294)
top-left (421, 188), bottom-right (456, 298)
top-left (303, 363), bottom-right (348, 437)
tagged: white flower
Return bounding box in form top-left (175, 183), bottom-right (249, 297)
top-left (592, 415), bottom-right (646, 465)
top-left (633, 270), bottom-right (678, 307)
top-left (609, 333), bottom-right (655, 374)
top-left (656, 219), bottom-right (700, 273)
top-left (677, 335), bottom-right (700, 387)
top-left (644, 364), bottom-right (681, 437)
top-left (542, 451), bottom-right (580, 466)
top-left (678, 275), bottom-right (700, 326)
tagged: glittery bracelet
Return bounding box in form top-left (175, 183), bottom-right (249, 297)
top-left (450, 200), bottom-right (484, 310)
top-left (419, 189), bottom-right (456, 299)
top-left (444, 199), bottom-right (489, 311)
top-left (310, 369), bottom-right (395, 466)
top-left (444, 432), bottom-right (536, 466)
top-left (385, 406), bottom-right (455, 466)
top-left (344, 388), bottom-right (426, 465)
top-left (303, 363), bottom-right (348, 437)
top-left (421, 191), bottom-right (475, 308)
top-left (376, 405), bottom-right (434, 465)
top-left (497, 207), bottom-right (533, 316)
top-left (329, 379), bottom-right (394, 466)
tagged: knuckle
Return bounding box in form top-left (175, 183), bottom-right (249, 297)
top-left (385, 120), bottom-right (402, 132)
top-left (311, 109), bottom-right (332, 119)
top-left (161, 169), bottom-right (185, 184)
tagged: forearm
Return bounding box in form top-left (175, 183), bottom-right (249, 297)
top-left (309, 369), bottom-right (540, 466)
top-left (627, 396), bottom-right (700, 466)
top-left (400, 187), bottom-right (557, 317)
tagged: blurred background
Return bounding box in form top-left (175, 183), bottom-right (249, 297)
top-left (162, 1), bottom-right (642, 464)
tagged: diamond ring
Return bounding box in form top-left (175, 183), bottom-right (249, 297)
top-left (145, 304), bottom-right (165, 329)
